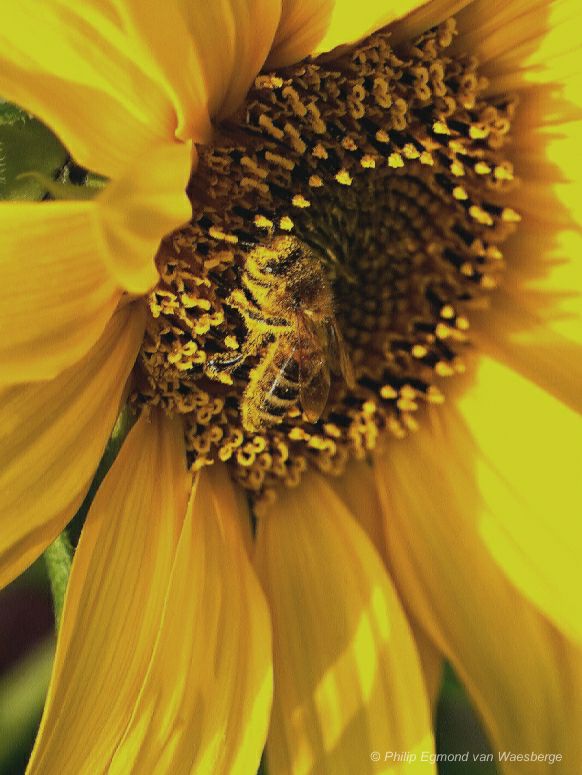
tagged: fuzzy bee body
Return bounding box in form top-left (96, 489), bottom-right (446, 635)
top-left (208, 234), bottom-right (354, 432)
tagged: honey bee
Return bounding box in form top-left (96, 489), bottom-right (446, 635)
top-left (207, 234), bottom-right (354, 432)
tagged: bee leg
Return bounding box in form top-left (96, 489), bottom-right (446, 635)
top-left (206, 351), bottom-right (246, 378)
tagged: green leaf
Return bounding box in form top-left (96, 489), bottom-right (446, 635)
top-left (0, 99), bottom-right (29, 126)
top-left (0, 102), bottom-right (67, 200)
top-left (43, 532), bottom-right (73, 629)
top-left (436, 665), bottom-right (498, 774)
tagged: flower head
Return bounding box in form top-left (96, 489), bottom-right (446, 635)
top-left (1, 0), bottom-right (581, 772)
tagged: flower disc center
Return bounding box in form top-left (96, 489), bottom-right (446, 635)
top-left (132, 17), bottom-right (520, 510)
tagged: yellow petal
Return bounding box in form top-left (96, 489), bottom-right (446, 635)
top-left (0, 201), bottom-right (119, 383)
top-left (442, 355), bottom-right (582, 643)
top-left (255, 472), bottom-right (435, 775)
top-left (0, 303), bottom-right (144, 590)
top-left (453, 0), bottom-right (582, 93)
top-left (0, 1), bottom-right (183, 179)
top-left (96, 140), bottom-right (193, 294)
top-left (121, 0), bottom-right (283, 127)
top-left (463, 4), bottom-right (582, 412)
top-left (376, 420), bottom-right (582, 771)
top-left (313, 0), bottom-right (449, 57)
top-left (386, 0), bottom-right (472, 49)
top-left (503, 89), bottom-right (582, 383)
top-left (330, 460), bottom-right (389, 564)
top-left (108, 463), bottom-right (272, 775)
top-left (270, 0), bottom-right (451, 65)
top-left (28, 411), bottom-right (191, 773)
top-left (268, 0), bottom-right (334, 68)
top-left (331, 461), bottom-right (444, 711)
top-left (472, 282), bottom-right (582, 415)
top-left (411, 625), bottom-right (443, 713)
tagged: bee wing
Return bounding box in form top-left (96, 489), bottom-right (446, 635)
top-left (296, 314), bottom-right (331, 423)
top-left (327, 320), bottom-right (355, 388)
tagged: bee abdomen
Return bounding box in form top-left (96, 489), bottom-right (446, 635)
top-left (242, 351), bottom-right (300, 432)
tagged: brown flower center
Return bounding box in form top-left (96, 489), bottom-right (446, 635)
top-left (131, 18), bottom-right (519, 511)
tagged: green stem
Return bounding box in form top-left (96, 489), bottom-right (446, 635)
top-left (43, 531), bottom-right (73, 629)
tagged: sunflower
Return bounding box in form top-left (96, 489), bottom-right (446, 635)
top-left (1, 0), bottom-right (581, 772)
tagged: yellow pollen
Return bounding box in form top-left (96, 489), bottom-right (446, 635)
top-left (502, 208), bottom-right (521, 222)
top-left (380, 385), bottom-right (398, 399)
top-left (495, 165), bottom-right (514, 181)
top-left (469, 125), bottom-right (489, 139)
top-left (469, 205), bottom-right (494, 225)
top-left (411, 344), bottom-right (428, 359)
top-left (403, 143), bottom-right (420, 159)
top-left (308, 175), bottom-right (324, 187)
top-left (335, 169), bottom-right (353, 185)
top-left (435, 361), bottom-right (455, 377)
top-left (323, 423), bottom-right (342, 438)
top-left (292, 194), bottom-right (311, 208)
top-left (289, 427), bottom-right (310, 442)
top-left (360, 155), bottom-right (376, 168)
top-left (254, 214), bottom-right (274, 229)
top-left (433, 120), bottom-right (451, 135)
top-left (474, 161), bottom-right (492, 175)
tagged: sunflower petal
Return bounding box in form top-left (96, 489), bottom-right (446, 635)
top-left (313, 0), bottom-right (448, 57)
top-left (268, 0), bottom-right (334, 68)
top-left (255, 472), bottom-right (435, 774)
top-left (440, 356), bottom-right (582, 642)
top-left (331, 461), bottom-right (444, 710)
top-left (472, 281), bottom-right (582, 415)
top-left (0, 201), bottom-right (119, 383)
top-left (0, 0), bottom-right (181, 179)
top-left (376, 417), bottom-right (582, 769)
top-left (108, 463), bottom-right (272, 775)
top-left (27, 411), bottom-right (191, 772)
top-left (329, 460), bottom-right (389, 563)
top-left (0, 304), bottom-right (144, 590)
top-left (453, 0), bottom-right (582, 92)
top-left (96, 140), bottom-right (193, 294)
top-left (386, 0), bottom-right (472, 49)
top-left (461, 2), bottom-right (582, 414)
top-left (269, 0), bottom-right (453, 65)
top-left (119, 0), bottom-right (283, 128)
